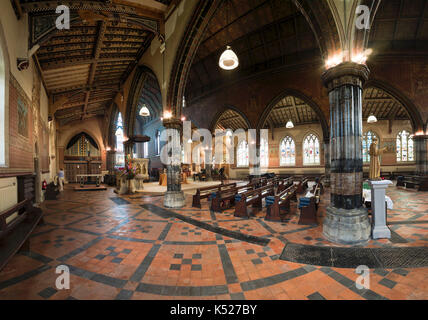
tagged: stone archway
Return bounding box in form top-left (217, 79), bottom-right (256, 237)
top-left (364, 79), bottom-right (424, 133)
top-left (124, 66), bottom-right (162, 139)
top-left (257, 88), bottom-right (329, 142)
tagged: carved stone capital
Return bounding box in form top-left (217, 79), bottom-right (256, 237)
top-left (162, 117), bottom-right (183, 131)
top-left (322, 62), bottom-right (370, 92)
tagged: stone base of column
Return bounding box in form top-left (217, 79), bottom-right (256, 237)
top-left (323, 206), bottom-right (371, 245)
top-left (164, 191), bottom-right (186, 208)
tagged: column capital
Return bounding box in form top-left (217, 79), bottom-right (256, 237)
top-left (413, 134), bottom-right (428, 141)
top-left (321, 62), bottom-right (370, 92)
top-left (163, 117), bottom-right (183, 130)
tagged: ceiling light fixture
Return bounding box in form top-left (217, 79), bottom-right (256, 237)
top-left (219, 46), bottom-right (239, 70)
top-left (367, 114), bottom-right (378, 124)
top-left (286, 120), bottom-right (294, 129)
top-left (139, 105), bottom-right (150, 117)
top-left (219, 0), bottom-right (239, 71)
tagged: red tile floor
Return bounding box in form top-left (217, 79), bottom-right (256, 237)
top-left (0, 183), bottom-right (427, 300)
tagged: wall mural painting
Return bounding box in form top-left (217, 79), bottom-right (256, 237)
top-left (17, 97), bottom-right (28, 137)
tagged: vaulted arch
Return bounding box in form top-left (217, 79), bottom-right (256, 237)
top-left (257, 89), bottom-right (329, 142)
top-left (210, 106), bottom-right (251, 133)
top-left (125, 65), bottom-right (162, 137)
top-left (364, 79), bottom-right (424, 133)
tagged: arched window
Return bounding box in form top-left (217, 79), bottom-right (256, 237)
top-left (280, 136), bottom-right (296, 166)
top-left (362, 131), bottom-right (379, 163)
top-left (115, 113), bottom-right (125, 167)
top-left (155, 130), bottom-right (161, 155)
top-left (303, 133), bottom-right (320, 165)
top-left (396, 130), bottom-right (414, 162)
top-left (237, 141), bottom-right (249, 167)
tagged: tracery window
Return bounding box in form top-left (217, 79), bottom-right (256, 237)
top-left (115, 113), bottom-right (125, 167)
top-left (303, 133), bottom-right (320, 165)
top-left (362, 131), bottom-right (379, 163)
top-left (279, 136), bottom-right (295, 166)
top-left (396, 130), bottom-right (414, 162)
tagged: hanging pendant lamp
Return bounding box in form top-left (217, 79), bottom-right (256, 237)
top-left (286, 120), bottom-right (294, 129)
top-left (219, 46), bottom-right (239, 70)
top-left (367, 114), bottom-right (378, 123)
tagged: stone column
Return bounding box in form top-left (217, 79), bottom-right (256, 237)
top-left (323, 140), bottom-right (331, 187)
top-left (321, 62), bottom-right (371, 244)
top-left (163, 117), bottom-right (185, 208)
top-left (414, 135), bottom-right (428, 176)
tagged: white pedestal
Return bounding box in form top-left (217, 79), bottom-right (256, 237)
top-left (369, 180), bottom-right (393, 239)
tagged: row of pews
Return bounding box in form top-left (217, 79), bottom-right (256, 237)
top-left (192, 175), bottom-right (324, 224)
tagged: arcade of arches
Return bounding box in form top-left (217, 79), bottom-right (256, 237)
top-left (0, 0), bottom-right (427, 301)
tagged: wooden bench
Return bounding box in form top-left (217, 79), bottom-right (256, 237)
top-left (296, 177), bottom-right (309, 194)
top-left (265, 184), bottom-right (298, 221)
top-left (234, 185), bottom-right (275, 218)
top-left (210, 183), bottom-right (255, 212)
top-left (397, 175), bottom-right (428, 191)
top-left (277, 177), bottom-right (293, 193)
top-left (298, 182), bottom-right (322, 225)
top-left (0, 200), bottom-right (44, 271)
top-left (192, 183), bottom-right (236, 208)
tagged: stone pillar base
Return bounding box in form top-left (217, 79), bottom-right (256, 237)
top-left (164, 191), bottom-right (186, 208)
top-left (323, 206), bottom-right (371, 245)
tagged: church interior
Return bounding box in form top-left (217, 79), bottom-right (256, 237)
top-left (0, 0), bottom-right (427, 301)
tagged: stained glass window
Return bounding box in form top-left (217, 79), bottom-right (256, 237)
top-left (237, 140), bottom-right (249, 167)
top-left (397, 130), bottom-right (414, 162)
top-left (280, 136), bottom-right (295, 166)
top-left (362, 131), bottom-right (378, 163)
top-left (115, 113), bottom-right (125, 167)
top-left (303, 133), bottom-right (320, 165)
top-left (260, 138), bottom-right (269, 168)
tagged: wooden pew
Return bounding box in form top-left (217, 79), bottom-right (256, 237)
top-left (265, 184), bottom-right (298, 221)
top-left (296, 177), bottom-right (309, 194)
top-left (210, 183), bottom-right (255, 212)
top-left (234, 185), bottom-right (275, 218)
top-left (397, 175), bottom-right (428, 191)
top-left (192, 183), bottom-right (236, 208)
top-left (298, 182), bottom-right (322, 225)
top-left (277, 177), bottom-right (293, 193)
top-left (0, 200), bottom-right (44, 271)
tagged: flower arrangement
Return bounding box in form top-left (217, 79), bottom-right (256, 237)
top-left (117, 157), bottom-right (136, 180)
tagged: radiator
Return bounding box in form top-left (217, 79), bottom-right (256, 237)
top-left (0, 177), bottom-right (18, 224)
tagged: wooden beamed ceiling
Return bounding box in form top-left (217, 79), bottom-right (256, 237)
top-left (370, 0), bottom-right (428, 53)
top-left (215, 109), bottom-right (249, 131)
top-left (15, 0), bottom-right (172, 126)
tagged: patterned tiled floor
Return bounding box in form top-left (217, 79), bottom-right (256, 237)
top-left (0, 183), bottom-right (427, 300)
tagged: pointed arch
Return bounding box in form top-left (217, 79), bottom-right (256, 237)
top-left (257, 88), bottom-right (329, 142)
top-left (210, 105), bottom-right (251, 133)
top-left (364, 79), bottom-right (424, 133)
top-left (125, 65), bottom-right (162, 137)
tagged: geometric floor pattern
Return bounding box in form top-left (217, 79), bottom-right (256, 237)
top-left (0, 183), bottom-right (427, 300)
